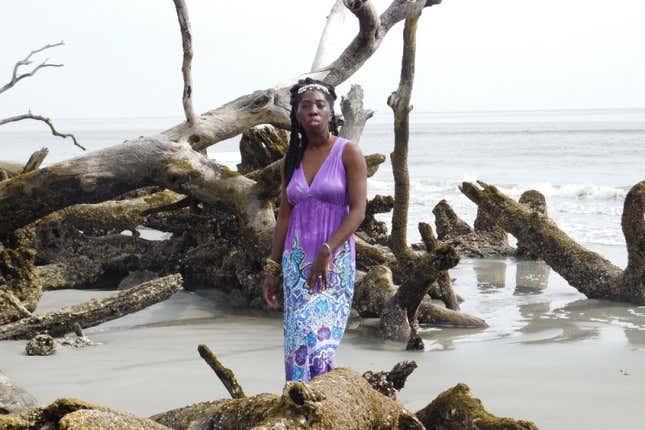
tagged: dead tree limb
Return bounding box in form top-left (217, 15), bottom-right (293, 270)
top-left (362, 360), bottom-right (417, 399)
top-left (311, 0), bottom-right (347, 72)
top-left (0, 139), bottom-right (274, 256)
top-left (172, 0), bottom-right (196, 126)
top-left (162, 0), bottom-right (445, 151)
top-left (0, 42), bottom-right (64, 95)
top-left (197, 344), bottom-right (246, 399)
top-left (419, 222), bottom-right (459, 310)
top-left (0, 113), bottom-right (84, 150)
top-left (0, 273), bottom-right (183, 340)
top-left (21, 147), bottom-right (49, 173)
top-left (461, 180), bottom-right (645, 304)
top-left (381, 2), bottom-right (462, 346)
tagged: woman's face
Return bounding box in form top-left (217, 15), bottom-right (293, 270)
top-left (296, 90), bottom-right (332, 135)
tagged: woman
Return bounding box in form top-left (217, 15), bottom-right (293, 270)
top-left (262, 78), bottom-right (367, 382)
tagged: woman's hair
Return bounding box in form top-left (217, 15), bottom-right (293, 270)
top-left (283, 77), bottom-right (340, 185)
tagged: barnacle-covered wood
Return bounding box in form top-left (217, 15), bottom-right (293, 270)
top-left (0, 247), bottom-right (39, 325)
top-left (237, 125), bottom-right (289, 174)
top-left (198, 344), bottom-right (246, 399)
top-left (461, 180), bottom-right (645, 304)
top-left (0, 274), bottom-right (183, 340)
top-left (151, 367), bottom-right (424, 430)
top-left (419, 222), bottom-right (459, 310)
top-left (357, 194), bottom-right (393, 245)
top-left (432, 199), bottom-right (514, 258)
top-left (0, 398), bottom-right (169, 430)
top-left (415, 383), bottom-right (538, 430)
top-left (515, 190), bottom-right (547, 259)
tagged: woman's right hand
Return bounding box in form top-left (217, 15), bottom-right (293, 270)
top-left (262, 275), bottom-right (280, 310)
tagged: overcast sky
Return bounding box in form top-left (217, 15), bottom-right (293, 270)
top-left (2, 0), bottom-right (645, 119)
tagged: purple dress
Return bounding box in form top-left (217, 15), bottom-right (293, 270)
top-left (282, 137), bottom-right (356, 382)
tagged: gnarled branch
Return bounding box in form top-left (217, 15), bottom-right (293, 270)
top-left (0, 41), bottom-right (64, 95)
top-left (0, 113), bottom-right (84, 150)
top-left (172, 0), bottom-right (196, 126)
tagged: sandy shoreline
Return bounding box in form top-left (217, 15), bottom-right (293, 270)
top-left (2, 265), bottom-right (644, 430)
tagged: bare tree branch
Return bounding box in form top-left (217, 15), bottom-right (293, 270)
top-left (311, 0), bottom-right (348, 72)
top-left (0, 113), bottom-right (85, 150)
top-left (172, 0), bottom-right (196, 126)
top-left (163, 0), bottom-right (446, 152)
top-left (22, 147), bottom-right (49, 173)
top-left (0, 41), bottom-right (64, 95)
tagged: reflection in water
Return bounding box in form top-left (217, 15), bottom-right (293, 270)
top-left (473, 259), bottom-right (507, 290)
top-left (514, 260), bottom-right (550, 295)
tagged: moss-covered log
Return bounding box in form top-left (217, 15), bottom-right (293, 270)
top-left (237, 125), bottom-right (289, 174)
top-left (0, 398), bottom-right (168, 430)
top-left (461, 180), bottom-right (645, 304)
top-left (0, 273), bottom-right (183, 340)
top-left (432, 199), bottom-right (514, 258)
top-left (415, 383), bottom-right (538, 430)
top-left (516, 190), bottom-right (547, 259)
top-left (151, 367), bottom-right (424, 430)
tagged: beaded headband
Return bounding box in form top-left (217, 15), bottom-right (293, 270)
top-left (297, 83), bottom-right (330, 95)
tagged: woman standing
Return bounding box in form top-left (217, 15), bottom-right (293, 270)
top-left (262, 78), bottom-right (367, 382)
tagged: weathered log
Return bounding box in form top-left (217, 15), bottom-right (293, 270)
top-left (515, 190), bottom-right (547, 259)
top-left (415, 383), bottom-right (538, 430)
top-left (0, 273), bottom-right (183, 340)
top-left (161, 0), bottom-right (445, 152)
top-left (0, 398), bottom-right (169, 430)
top-left (432, 199), bottom-right (514, 258)
top-left (461, 180), bottom-right (645, 304)
top-left (0, 138), bottom-right (275, 259)
top-left (0, 371), bottom-right (38, 415)
top-left (151, 367), bottom-right (424, 429)
top-left (197, 344), bottom-right (246, 399)
top-left (419, 222), bottom-right (459, 310)
top-left (23, 190), bottom-right (184, 238)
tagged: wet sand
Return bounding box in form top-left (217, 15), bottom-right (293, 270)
top-left (1, 255), bottom-right (644, 429)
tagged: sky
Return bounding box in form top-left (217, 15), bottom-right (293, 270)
top-left (1, 0), bottom-right (645, 119)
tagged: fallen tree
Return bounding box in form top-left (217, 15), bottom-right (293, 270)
top-left (460, 180), bottom-right (645, 304)
top-left (0, 273), bottom-right (183, 340)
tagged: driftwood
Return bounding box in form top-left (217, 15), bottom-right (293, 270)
top-left (432, 200), bottom-right (514, 258)
top-left (0, 398), bottom-right (168, 430)
top-left (362, 360), bottom-right (418, 399)
top-left (419, 222), bottom-right (459, 310)
top-left (151, 367), bottom-right (425, 429)
top-left (197, 344), bottom-right (246, 399)
top-left (0, 274), bottom-right (183, 340)
top-left (21, 147), bottom-right (49, 174)
top-left (461, 180), bottom-right (645, 304)
top-left (0, 371), bottom-right (38, 415)
top-left (353, 264), bottom-right (487, 332)
top-left (0, 247), bottom-right (39, 325)
top-left (515, 190), bottom-right (547, 259)
top-left (357, 194), bottom-right (393, 245)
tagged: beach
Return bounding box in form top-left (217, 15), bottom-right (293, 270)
top-left (1, 109), bottom-right (644, 428)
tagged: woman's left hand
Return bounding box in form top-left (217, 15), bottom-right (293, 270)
top-left (307, 245), bottom-right (332, 293)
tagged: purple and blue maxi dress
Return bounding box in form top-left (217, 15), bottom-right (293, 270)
top-left (282, 137), bottom-right (356, 382)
